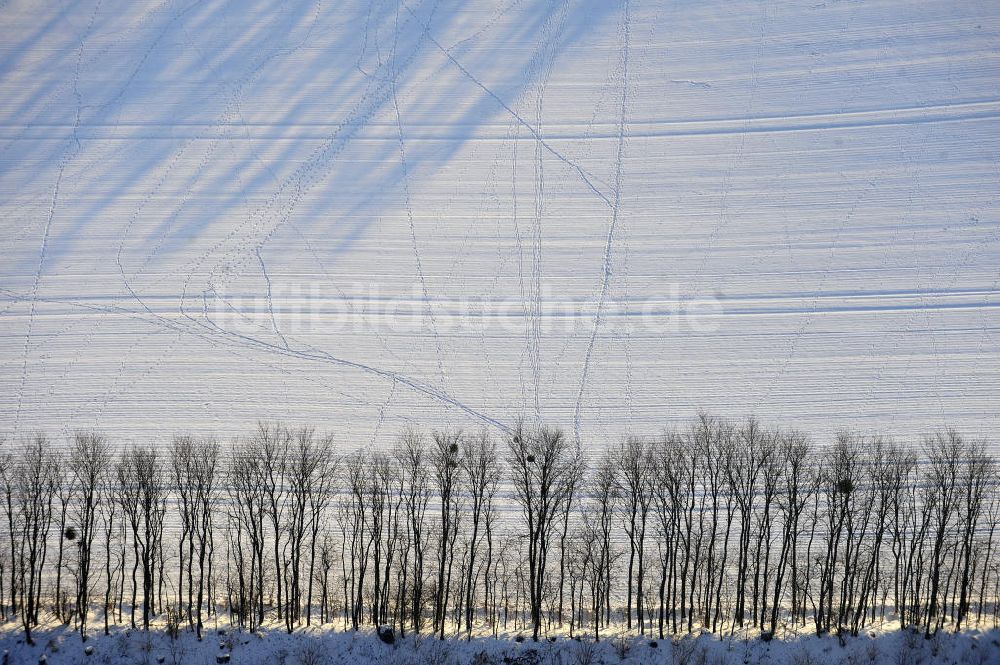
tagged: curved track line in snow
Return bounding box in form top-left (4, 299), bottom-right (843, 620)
top-left (256, 246), bottom-right (289, 350)
top-left (12, 0), bottom-right (103, 432)
top-left (13, 160), bottom-right (65, 432)
top-left (573, 0), bottom-right (630, 445)
top-left (190, 292), bottom-right (516, 434)
top-left (178, 2), bottom-right (437, 303)
top-left (0, 286), bottom-right (513, 435)
top-left (402, 0), bottom-right (614, 210)
top-left (390, 2), bottom-right (448, 387)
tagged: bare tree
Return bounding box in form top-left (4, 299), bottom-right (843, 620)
top-left (342, 450), bottom-right (369, 630)
top-left (398, 430), bottom-right (431, 632)
top-left (923, 430), bottom-right (963, 637)
top-left (730, 417), bottom-right (767, 629)
top-left (586, 453), bottom-right (618, 640)
top-left (768, 430), bottom-right (814, 635)
top-left (887, 445), bottom-right (920, 628)
top-left (191, 438), bottom-right (219, 638)
top-left (0, 442), bottom-right (16, 619)
top-left (653, 432), bottom-right (682, 635)
top-left (849, 437), bottom-right (898, 635)
top-left (253, 423), bottom-right (291, 624)
top-left (305, 435), bottom-right (337, 627)
top-left (285, 426), bottom-right (330, 632)
top-left (615, 435), bottom-right (653, 632)
top-left (0, 416), bottom-right (995, 643)
top-left (698, 415), bottom-right (728, 632)
top-left (815, 432), bottom-right (872, 636)
top-left (366, 450), bottom-right (387, 627)
top-left (14, 435), bottom-right (58, 645)
top-left (69, 431), bottom-right (110, 640)
top-left (748, 434), bottom-right (778, 629)
top-left (955, 437), bottom-right (992, 631)
top-left (100, 461), bottom-right (121, 635)
top-left (460, 428), bottom-right (500, 638)
top-left (228, 439), bottom-right (267, 631)
top-left (506, 423), bottom-right (582, 641)
top-left (53, 452), bottom-right (75, 624)
top-left (117, 447), bottom-right (165, 631)
top-left (431, 429), bottom-right (463, 639)
top-left (171, 436), bottom-right (197, 628)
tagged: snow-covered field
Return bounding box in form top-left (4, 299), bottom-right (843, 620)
top-left (1, 621), bottom-right (998, 665)
top-left (1, 0), bottom-right (998, 448)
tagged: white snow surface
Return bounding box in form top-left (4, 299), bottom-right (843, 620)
top-left (1, 0), bottom-right (998, 448)
top-left (0, 622), bottom-right (997, 665)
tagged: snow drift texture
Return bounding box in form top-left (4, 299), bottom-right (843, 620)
top-left (1, 0), bottom-right (998, 447)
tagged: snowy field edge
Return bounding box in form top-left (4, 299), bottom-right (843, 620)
top-left (1, 621), bottom-right (998, 665)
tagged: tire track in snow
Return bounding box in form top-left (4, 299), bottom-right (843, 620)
top-left (573, 0), bottom-right (630, 445)
top-left (9, 98), bottom-right (998, 142)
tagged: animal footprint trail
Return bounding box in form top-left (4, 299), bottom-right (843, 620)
top-left (2, 0), bottom-right (998, 449)
top-left (390, 20), bottom-right (448, 389)
top-left (256, 247), bottom-right (289, 351)
top-left (11, 0), bottom-right (103, 432)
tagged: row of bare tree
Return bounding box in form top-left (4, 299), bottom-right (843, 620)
top-left (0, 416), bottom-right (996, 645)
